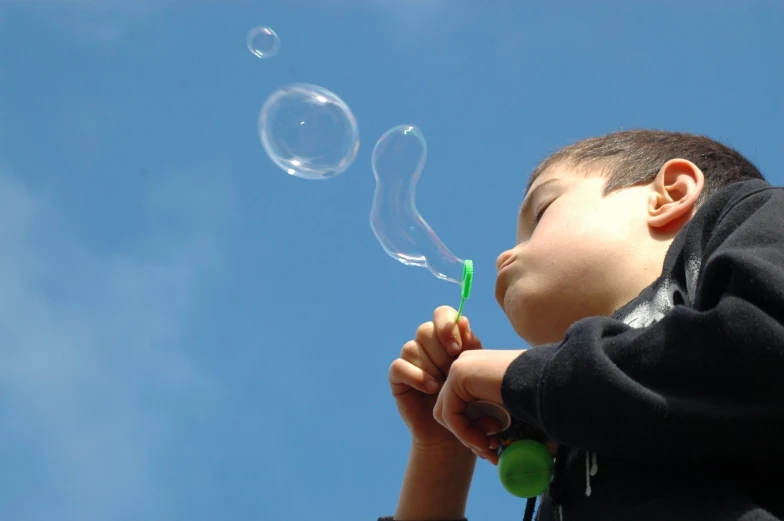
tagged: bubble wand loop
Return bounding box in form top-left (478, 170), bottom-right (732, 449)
top-left (455, 260), bottom-right (473, 322)
top-left (370, 124), bottom-right (553, 501)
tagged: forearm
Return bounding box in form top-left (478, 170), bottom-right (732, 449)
top-left (393, 442), bottom-right (476, 521)
top-left (503, 302), bottom-right (784, 461)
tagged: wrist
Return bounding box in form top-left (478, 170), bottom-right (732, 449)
top-left (394, 440), bottom-right (477, 521)
top-left (411, 439), bottom-right (475, 459)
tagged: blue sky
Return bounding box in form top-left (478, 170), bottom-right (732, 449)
top-left (0, 1), bottom-right (782, 520)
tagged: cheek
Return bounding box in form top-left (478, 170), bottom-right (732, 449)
top-left (502, 198), bottom-right (642, 342)
top-left (517, 209), bottom-right (629, 303)
top-left (504, 245), bottom-right (614, 344)
top-left (524, 212), bottom-right (600, 273)
top-left (530, 201), bottom-right (632, 266)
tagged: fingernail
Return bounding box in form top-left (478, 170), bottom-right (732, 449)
top-left (489, 439), bottom-right (499, 450)
top-left (447, 341), bottom-right (460, 355)
top-left (425, 380), bottom-right (439, 393)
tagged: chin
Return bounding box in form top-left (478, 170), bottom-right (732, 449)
top-left (512, 319), bottom-right (562, 347)
top-left (504, 287), bottom-right (568, 346)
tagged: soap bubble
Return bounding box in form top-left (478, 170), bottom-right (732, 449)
top-left (259, 83), bottom-right (360, 180)
top-left (370, 125), bottom-right (464, 284)
top-left (247, 26), bottom-right (280, 59)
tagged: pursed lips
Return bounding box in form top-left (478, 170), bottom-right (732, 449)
top-left (498, 256), bottom-right (516, 275)
top-left (495, 256), bottom-right (517, 305)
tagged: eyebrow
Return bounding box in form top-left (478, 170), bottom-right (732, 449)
top-left (519, 178), bottom-right (561, 221)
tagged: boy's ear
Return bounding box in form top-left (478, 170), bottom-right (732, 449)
top-left (647, 159), bottom-right (705, 230)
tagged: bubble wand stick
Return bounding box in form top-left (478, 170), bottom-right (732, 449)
top-left (370, 125), bottom-right (553, 500)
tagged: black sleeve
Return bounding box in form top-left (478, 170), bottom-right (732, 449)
top-left (501, 187), bottom-right (784, 462)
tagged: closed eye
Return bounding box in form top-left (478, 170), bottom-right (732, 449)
top-left (533, 201), bottom-right (552, 225)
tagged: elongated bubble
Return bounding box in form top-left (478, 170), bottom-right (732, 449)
top-left (370, 125), bottom-right (464, 284)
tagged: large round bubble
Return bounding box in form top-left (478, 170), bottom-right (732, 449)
top-left (247, 26), bottom-right (280, 59)
top-left (259, 83), bottom-right (360, 180)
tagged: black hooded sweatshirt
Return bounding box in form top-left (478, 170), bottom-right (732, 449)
top-left (379, 178), bottom-right (784, 521)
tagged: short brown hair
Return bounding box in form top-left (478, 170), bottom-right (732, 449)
top-left (527, 130), bottom-right (764, 205)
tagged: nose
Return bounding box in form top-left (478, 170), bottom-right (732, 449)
top-left (496, 249), bottom-right (513, 272)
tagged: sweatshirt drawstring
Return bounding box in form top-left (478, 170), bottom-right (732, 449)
top-left (585, 451), bottom-right (598, 497)
top-left (524, 448), bottom-right (598, 521)
top-left (522, 496), bottom-right (537, 521)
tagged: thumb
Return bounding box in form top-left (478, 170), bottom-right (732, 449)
top-left (458, 316), bottom-right (483, 351)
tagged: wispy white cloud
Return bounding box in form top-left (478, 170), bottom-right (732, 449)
top-left (0, 163), bottom-right (234, 520)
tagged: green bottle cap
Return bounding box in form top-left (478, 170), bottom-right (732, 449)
top-left (498, 440), bottom-right (554, 498)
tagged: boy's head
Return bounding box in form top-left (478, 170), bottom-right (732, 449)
top-left (495, 130), bottom-right (764, 346)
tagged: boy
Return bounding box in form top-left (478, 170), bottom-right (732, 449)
top-left (381, 130), bottom-right (784, 521)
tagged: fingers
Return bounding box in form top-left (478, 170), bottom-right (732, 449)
top-left (390, 307), bottom-right (481, 398)
top-left (396, 307), bottom-right (482, 393)
top-left (470, 415), bottom-right (502, 464)
top-left (388, 307), bottom-right (485, 430)
top-left (433, 385), bottom-right (495, 456)
top-left (471, 447), bottom-right (500, 465)
top-left (432, 306), bottom-right (482, 356)
top-left (457, 316), bottom-right (483, 351)
top-left (413, 321), bottom-right (456, 378)
top-left (472, 415), bottom-right (504, 442)
top-left (389, 348), bottom-right (440, 395)
top-left (433, 306), bottom-right (462, 355)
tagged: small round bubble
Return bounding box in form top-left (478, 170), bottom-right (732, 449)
top-left (247, 26), bottom-right (280, 59)
top-left (370, 125), bottom-right (464, 284)
top-left (259, 83), bottom-right (360, 180)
